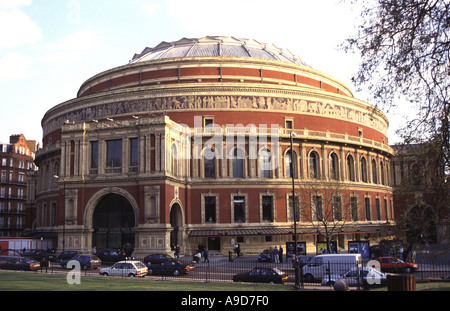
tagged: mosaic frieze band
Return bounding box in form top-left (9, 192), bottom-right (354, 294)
top-left (43, 95), bottom-right (388, 136)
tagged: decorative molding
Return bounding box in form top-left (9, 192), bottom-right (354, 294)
top-left (43, 92), bottom-right (388, 136)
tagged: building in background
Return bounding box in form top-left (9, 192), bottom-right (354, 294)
top-left (29, 36), bottom-right (395, 257)
top-left (0, 134), bottom-right (37, 238)
top-left (391, 144), bottom-right (449, 244)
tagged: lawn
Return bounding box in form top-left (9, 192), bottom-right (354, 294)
top-left (0, 270), bottom-right (292, 291)
top-left (1, 270), bottom-right (449, 291)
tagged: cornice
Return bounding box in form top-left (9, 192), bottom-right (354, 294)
top-left (43, 82), bottom-right (387, 130)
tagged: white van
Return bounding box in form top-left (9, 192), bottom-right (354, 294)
top-left (301, 254), bottom-right (362, 283)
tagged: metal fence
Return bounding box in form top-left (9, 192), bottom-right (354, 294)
top-left (3, 255), bottom-right (450, 289)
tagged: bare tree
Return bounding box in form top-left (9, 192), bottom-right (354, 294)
top-left (343, 0), bottom-right (450, 248)
top-left (343, 0), bottom-right (449, 171)
top-left (299, 180), bottom-right (354, 254)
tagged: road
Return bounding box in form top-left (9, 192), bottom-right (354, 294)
top-left (2, 250), bottom-right (449, 286)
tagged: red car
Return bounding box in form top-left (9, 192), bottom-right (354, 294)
top-left (377, 257), bottom-right (418, 273)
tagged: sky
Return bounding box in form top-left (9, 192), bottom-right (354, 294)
top-left (0, 0), bottom-right (409, 146)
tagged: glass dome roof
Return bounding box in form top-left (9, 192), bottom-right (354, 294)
top-left (130, 36), bottom-right (309, 66)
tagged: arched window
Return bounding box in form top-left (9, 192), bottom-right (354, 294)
top-left (361, 157), bottom-right (368, 183)
top-left (309, 151), bottom-right (320, 179)
top-left (380, 161), bottom-right (385, 185)
top-left (347, 155), bottom-right (355, 181)
top-left (329, 153), bottom-right (339, 180)
top-left (285, 149), bottom-right (298, 178)
top-left (260, 149), bottom-right (272, 178)
top-left (232, 148), bottom-right (244, 178)
top-left (171, 144), bottom-right (178, 176)
top-left (372, 159), bottom-right (378, 184)
top-left (204, 148), bottom-right (215, 178)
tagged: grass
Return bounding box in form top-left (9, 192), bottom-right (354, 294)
top-left (369, 280), bottom-right (450, 291)
top-left (1, 270), bottom-right (449, 291)
top-left (0, 271), bottom-right (292, 291)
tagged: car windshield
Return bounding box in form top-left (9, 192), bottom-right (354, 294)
top-left (272, 268), bottom-right (283, 275)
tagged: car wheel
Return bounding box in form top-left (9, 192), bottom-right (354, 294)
top-left (128, 273), bottom-right (136, 278)
top-left (404, 267), bottom-right (411, 273)
top-left (101, 272), bottom-right (109, 276)
top-left (173, 269), bottom-right (180, 276)
top-left (303, 273), bottom-right (314, 283)
top-left (148, 268), bottom-right (153, 275)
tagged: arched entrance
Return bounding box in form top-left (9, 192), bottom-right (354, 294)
top-left (170, 203), bottom-right (183, 248)
top-left (92, 193), bottom-right (135, 251)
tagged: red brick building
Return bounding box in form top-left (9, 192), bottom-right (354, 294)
top-left (0, 134), bottom-right (37, 238)
top-left (30, 37), bottom-right (395, 256)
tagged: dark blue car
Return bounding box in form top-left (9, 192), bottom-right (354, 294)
top-left (60, 254), bottom-right (101, 270)
top-left (258, 249), bottom-right (273, 262)
top-left (0, 258), bottom-right (41, 271)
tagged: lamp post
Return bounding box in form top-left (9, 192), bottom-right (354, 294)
top-left (290, 131), bottom-right (301, 289)
top-left (53, 175), bottom-right (66, 252)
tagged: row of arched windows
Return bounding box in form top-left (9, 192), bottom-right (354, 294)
top-left (183, 145), bottom-right (391, 186)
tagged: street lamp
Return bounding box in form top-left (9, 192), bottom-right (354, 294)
top-left (53, 175), bottom-right (66, 252)
top-left (290, 131), bottom-right (301, 289)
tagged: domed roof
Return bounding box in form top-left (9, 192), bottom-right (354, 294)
top-left (130, 36), bottom-right (309, 66)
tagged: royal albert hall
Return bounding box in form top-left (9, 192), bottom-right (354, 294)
top-left (31, 36), bottom-right (395, 257)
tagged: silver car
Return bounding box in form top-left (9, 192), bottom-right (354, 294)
top-left (99, 260), bottom-right (148, 277)
top-left (321, 267), bottom-right (388, 288)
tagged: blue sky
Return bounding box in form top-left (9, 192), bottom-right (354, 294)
top-left (0, 0), bottom-right (407, 145)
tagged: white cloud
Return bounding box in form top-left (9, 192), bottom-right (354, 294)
top-left (0, 9), bottom-right (43, 49)
top-left (0, 0), bottom-right (33, 10)
top-left (0, 52), bottom-right (32, 80)
top-left (38, 30), bottom-right (102, 64)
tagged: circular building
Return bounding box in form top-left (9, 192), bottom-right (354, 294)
top-left (32, 36), bottom-right (395, 257)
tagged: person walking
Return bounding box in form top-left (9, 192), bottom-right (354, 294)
top-left (175, 244), bottom-right (180, 258)
top-left (203, 247), bottom-right (209, 263)
top-left (273, 246), bottom-right (279, 263)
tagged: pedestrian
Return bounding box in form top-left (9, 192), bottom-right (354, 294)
top-left (175, 244), bottom-right (180, 258)
top-left (234, 243), bottom-right (241, 257)
top-left (279, 245), bottom-right (283, 263)
top-left (203, 247), bottom-right (209, 263)
top-left (92, 246), bottom-right (97, 255)
top-left (273, 246), bottom-right (279, 263)
top-left (40, 256), bottom-right (49, 273)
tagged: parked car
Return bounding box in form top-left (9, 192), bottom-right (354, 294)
top-left (369, 245), bottom-right (383, 259)
top-left (321, 267), bottom-right (388, 288)
top-left (147, 259), bottom-right (195, 276)
top-left (57, 251), bottom-right (78, 262)
top-left (143, 253), bottom-right (173, 266)
top-left (21, 249), bottom-right (52, 262)
top-left (0, 257), bottom-right (41, 271)
top-left (99, 260), bottom-right (148, 277)
top-left (233, 267), bottom-right (289, 284)
top-left (96, 249), bottom-right (128, 263)
top-left (377, 257), bottom-right (418, 273)
top-left (302, 254), bottom-right (363, 283)
top-left (60, 254), bottom-right (101, 270)
top-left (257, 249), bottom-right (273, 262)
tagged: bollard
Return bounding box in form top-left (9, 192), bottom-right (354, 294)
top-left (333, 279), bottom-right (349, 291)
top-left (387, 274), bottom-right (416, 291)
